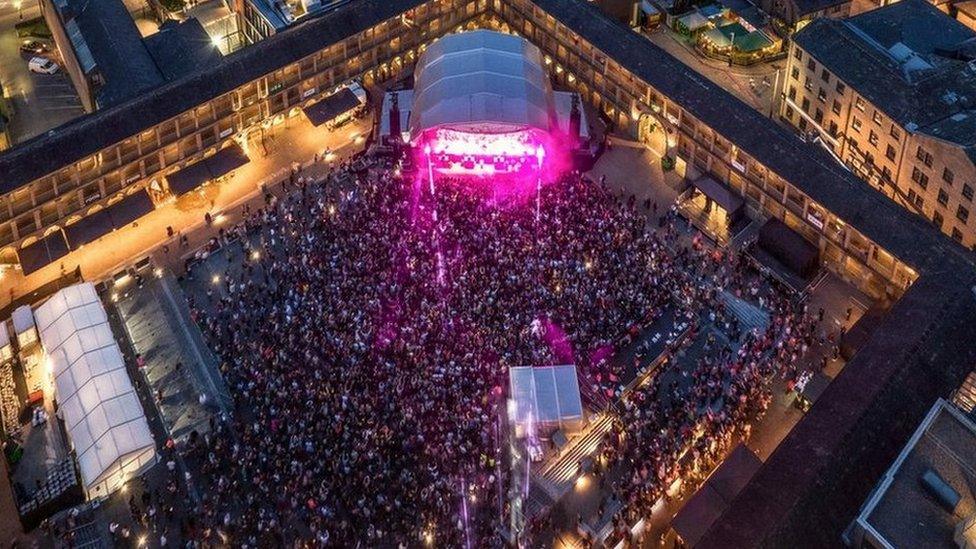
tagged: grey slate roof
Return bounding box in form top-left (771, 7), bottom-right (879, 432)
top-left (144, 19), bottom-right (224, 82)
top-left (794, 0), bottom-right (976, 145)
top-left (61, 0), bottom-right (166, 107)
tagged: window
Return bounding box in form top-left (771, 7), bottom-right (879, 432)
top-left (933, 210), bottom-right (944, 229)
top-left (958, 205), bottom-right (969, 224)
top-left (804, 76), bottom-right (813, 92)
top-left (882, 165), bottom-right (893, 181)
top-left (908, 188), bottom-right (924, 208)
top-left (868, 130), bottom-right (878, 147)
top-left (963, 184), bottom-right (973, 201)
top-left (807, 58), bottom-right (816, 71)
top-left (942, 167), bottom-right (954, 185)
top-left (889, 125), bottom-right (901, 140)
top-left (829, 120), bottom-right (839, 137)
top-left (885, 144), bottom-right (896, 161)
top-left (916, 146), bottom-right (933, 167)
top-left (872, 110), bottom-right (882, 125)
top-left (836, 81), bottom-right (846, 94)
top-left (817, 88), bottom-right (827, 103)
top-left (820, 69), bottom-right (830, 82)
top-left (911, 167), bottom-right (929, 189)
top-left (801, 97), bottom-right (810, 112)
top-left (791, 67), bottom-right (800, 80)
top-left (785, 105), bottom-right (795, 120)
top-left (938, 189), bottom-right (949, 206)
top-left (794, 47), bottom-right (802, 60)
top-left (832, 99), bottom-right (841, 115)
top-left (788, 85), bottom-right (796, 100)
top-left (854, 96), bottom-right (865, 111)
top-left (799, 117), bottom-right (808, 130)
top-left (952, 227), bottom-right (963, 242)
top-left (851, 117), bottom-right (862, 132)
top-left (815, 108), bottom-right (823, 123)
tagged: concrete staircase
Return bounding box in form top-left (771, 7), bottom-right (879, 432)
top-left (954, 371), bottom-right (976, 414)
top-left (719, 291), bottom-right (770, 339)
top-left (535, 414), bottom-right (614, 498)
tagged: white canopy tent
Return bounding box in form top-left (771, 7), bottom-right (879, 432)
top-left (0, 321), bottom-right (12, 362)
top-left (34, 283), bottom-right (156, 499)
top-left (409, 30), bottom-right (555, 137)
top-left (12, 304), bottom-right (37, 349)
top-left (509, 364), bottom-right (585, 438)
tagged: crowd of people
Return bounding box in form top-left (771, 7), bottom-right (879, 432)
top-left (138, 147), bottom-right (832, 547)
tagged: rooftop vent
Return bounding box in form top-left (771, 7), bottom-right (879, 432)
top-left (921, 468), bottom-right (961, 513)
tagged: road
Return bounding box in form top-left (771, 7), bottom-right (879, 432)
top-left (0, 0), bottom-right (84, 145)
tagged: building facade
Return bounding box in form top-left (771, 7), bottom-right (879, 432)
top-left (0, 0), bottom-right (943, 301)
top-left (1, 2), bottom-right (976, 547)
top-left (782, 0), bottom-right (976, 249)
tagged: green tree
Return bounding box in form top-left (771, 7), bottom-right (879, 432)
top-left (159, 0), bottom-right (186, 13)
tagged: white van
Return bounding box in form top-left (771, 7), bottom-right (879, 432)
top-left (28, 57), bottom-right (60, 74)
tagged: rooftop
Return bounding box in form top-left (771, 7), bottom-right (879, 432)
top-left (853, 399), bottom-right (976, 548)
top-left (249, 0), bottom-right (352, 31)
top-left (143, 19), bottom-right (223, 82)
top-left (794, 0), bottom-right (976, 147)
top-left (54, 0), bottom-right (166, 107)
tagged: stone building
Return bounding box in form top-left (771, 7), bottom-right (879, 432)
top-left (783, 0), bottom-right (976, 248)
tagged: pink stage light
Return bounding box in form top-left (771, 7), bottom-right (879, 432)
top-left (420, 128), bottom-right (551, 178)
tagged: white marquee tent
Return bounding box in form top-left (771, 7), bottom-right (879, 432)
top-left (34, 283), bottom-right (156, 499)
top-left (509, 364), bottom-right (585, 438)
top-left (409, 30), bottom-right (555, 137)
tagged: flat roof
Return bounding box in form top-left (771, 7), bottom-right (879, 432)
top-left (857, 399), bottom-right (976, 548)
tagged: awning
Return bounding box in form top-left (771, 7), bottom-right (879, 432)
top-left (677, 11), bottom-right (710, 31)
top-left (166, 143), bottom-right (249, 196)
top-left (672, 444), bottom-right (761, 545)
top-left (106, 190), bottom-right (154, 228)
top-left (758, 218), bottom-right (819, 278)
top-left (303, 87), bottom-right (362, 127)
top-left (692, 176), bottom-right (744, 214)
top-left (19, 230), bottom-right (70, 275)
top-left (64, 209), bottom-right (114, 250)
top-left (672, 483), bottom-right (726, 546)
top-left (165, 160), bottom-right (211, 196)
top-left (204, 143), bottom-right (249, 180)
top-left (640, 0), bottom-right (659, 15)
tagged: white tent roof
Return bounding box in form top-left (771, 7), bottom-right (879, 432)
top-left (12, 305), bottom-right (34, 335)
top-left (409, 30), bottom-right (554, 137)
top-left (35, 283), bottom-right (156, 498)
top-left (510, 365), bottom-right (584, 428)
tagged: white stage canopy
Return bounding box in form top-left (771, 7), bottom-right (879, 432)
top-left (409, 30), bottom-right (555, 137)
top-left (34, 283), bottom-right (156, 499)
top-left (509, 364), bottom-right (584, 437)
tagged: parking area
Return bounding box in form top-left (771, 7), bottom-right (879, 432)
top-left (0, 0), bottom-right (84, 145)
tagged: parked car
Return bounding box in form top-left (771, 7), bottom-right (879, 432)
top-left (28, 57), bottom-right (59, 74)
top-left (19, 40), bottom-right (49, 54)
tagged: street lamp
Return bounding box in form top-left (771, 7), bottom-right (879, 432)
top-left (534, 145), bottom-right (545, 225)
